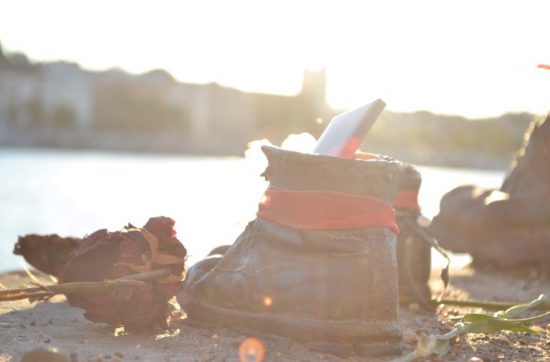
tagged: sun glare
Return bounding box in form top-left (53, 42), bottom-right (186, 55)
top-left (1, 0), bottom-right (549, 117)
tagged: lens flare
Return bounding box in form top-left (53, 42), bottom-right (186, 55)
top-left (259, 193), bottom-right (270, 205)
top-left (239, 337), bottom-right (265, 362)
top-left (263, 296), bottom-right (273, 307)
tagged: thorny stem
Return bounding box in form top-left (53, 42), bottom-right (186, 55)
top-left (0, 268), bottom-right (171, 301)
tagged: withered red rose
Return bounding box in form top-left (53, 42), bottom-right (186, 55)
top-left (13, 234), bottom-right (82, 278)
top-left (60, 216), bottom-right (187, 331)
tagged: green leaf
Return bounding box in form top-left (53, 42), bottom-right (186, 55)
top-left (462, 313), bottom-right (497, 323)
top-left (463, 318), bottom-right (539, 334)
top-left (391, 295), bottom-right (549, 362)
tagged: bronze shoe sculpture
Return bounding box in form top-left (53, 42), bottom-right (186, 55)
top-left (429, 114), bottom-right (550, 267)
top-left (178, 146), bottom-right (403, 354)
top-left (187, 158), bottom-right (443, 308)
top-left (394, 164), bottom-right (433, 306)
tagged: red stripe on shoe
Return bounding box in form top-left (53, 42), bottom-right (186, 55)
top-left (257, 186), bottom-right (399, 234)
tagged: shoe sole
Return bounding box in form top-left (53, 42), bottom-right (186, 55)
top-left (179, 291), bottom-right (403, 354)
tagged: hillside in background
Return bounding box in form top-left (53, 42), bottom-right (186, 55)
top-left (364, 110), bottom-right (536, 169)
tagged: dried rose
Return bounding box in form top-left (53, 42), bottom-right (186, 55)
top-left (60, 216), bottom-right (187, 331)
top-left (13, 234), bottom-right (82, 278)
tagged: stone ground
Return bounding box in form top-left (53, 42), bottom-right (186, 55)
top-left (0, 265), bottom-right (549, 362)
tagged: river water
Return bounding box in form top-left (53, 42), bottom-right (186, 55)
top-left (0, 147), bottom-right (505, 273)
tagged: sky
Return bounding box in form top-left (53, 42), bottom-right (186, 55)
top-left (1, 0), bottom-right (549, 118)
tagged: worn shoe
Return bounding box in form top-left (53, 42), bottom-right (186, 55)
top-left (394, 164), bottom-right (432, 306)
top-left (178, 146), bottom-right (403, 352)
top-left (429, 114), bottom-right (550, 267)
top-left (189, 159), bottom-right (439, 308)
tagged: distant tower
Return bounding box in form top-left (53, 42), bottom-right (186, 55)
top-left (301, 68), bottom-right (327, 112)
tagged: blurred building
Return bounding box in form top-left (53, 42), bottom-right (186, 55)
top-left (0, 48), bottom-right (328, 153)
top-left (91, 66), bottom-right (327, 148)
top-left (0, 57), bottom-right (93, 130)
top-left (0, 55), bottom-right (40, 129)
top-left (41, 62), bottom-right (93, 128)
top-left (168, 68), bottom-right (327, 140)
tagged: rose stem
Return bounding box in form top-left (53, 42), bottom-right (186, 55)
top-left (0, 268), bottom-right (172, 302)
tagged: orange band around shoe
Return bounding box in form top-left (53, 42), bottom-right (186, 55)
top-left (257, 186), bottom-right (399, 234)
